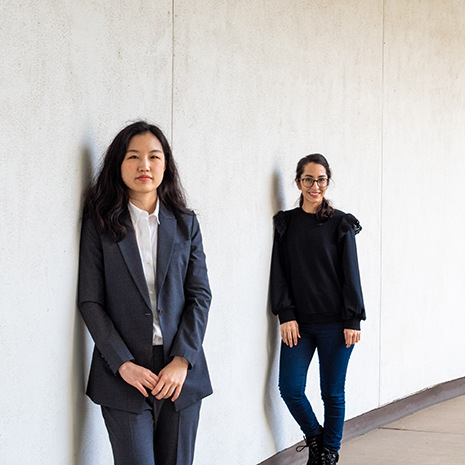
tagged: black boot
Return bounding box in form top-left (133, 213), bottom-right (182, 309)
top-left (296, 433), bottom-right (323, 465)
top-left (320, 448), bottom-right (339, 465)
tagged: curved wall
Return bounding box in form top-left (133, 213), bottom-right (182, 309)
top-left (0, 1), bottom-right (464, 464)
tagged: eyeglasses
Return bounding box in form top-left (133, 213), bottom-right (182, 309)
top-left (298, 177), bottom-right (328, 188)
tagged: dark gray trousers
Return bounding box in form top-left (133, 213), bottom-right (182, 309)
top-left (101, 346), bottom-right (201, 465)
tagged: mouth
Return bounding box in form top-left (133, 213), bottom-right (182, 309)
top-left (136, 176), bottom-right (152, 181)
top-left (307, 191), bottom-right (320, 198)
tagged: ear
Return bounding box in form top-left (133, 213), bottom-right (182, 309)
top-left (295, 178), bottom-right (302, 191)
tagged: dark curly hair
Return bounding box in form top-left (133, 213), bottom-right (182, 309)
top-left (84, 121), bottom-right (188, 241)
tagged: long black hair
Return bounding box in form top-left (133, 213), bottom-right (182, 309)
top-left (295, 153), bottom-right (335, 222)
top-left (84, 121), bottom-right (188, 241)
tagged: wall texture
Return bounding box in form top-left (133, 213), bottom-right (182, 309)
top-left (0, 1), bottom-right (464, 464)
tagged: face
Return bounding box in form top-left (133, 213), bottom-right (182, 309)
top-left (296, 162), bottom-right (329, 212)
top-left (121, 132), bottom-right (166, 201)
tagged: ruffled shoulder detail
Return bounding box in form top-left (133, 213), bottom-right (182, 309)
top-left (273, 210), bottom-right (292, 238)
top-left (338, 213), bottom-right (362, 241)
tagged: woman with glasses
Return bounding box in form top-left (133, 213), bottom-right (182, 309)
top-left (270, 154), bottom-right (365, 465)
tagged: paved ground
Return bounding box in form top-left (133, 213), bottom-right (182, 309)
top-left (337, 394), bottom-right (465, 464)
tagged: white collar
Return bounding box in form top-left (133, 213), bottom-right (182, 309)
top-left (128, 200), bottom-right (160, 224)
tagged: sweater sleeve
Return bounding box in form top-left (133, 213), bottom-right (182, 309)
top-left (338, 214), bottom-right (366, 330)
top-left (270, 214), bottom-right (297, 324)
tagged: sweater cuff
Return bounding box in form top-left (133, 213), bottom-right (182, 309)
top-left (278, 308), bottom-right (297, 324)
top-left (343, 318), bottom-right (361, 330)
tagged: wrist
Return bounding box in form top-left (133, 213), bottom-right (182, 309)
top-left (172, 356), bottom-right (189, 367)
top-left (118, 360), bottom-right (133, 374)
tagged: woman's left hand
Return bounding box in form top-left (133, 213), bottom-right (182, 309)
top-left (151, 356), bottom-right (189, 402)
top-left (344, 329), bottom-right (361, 348)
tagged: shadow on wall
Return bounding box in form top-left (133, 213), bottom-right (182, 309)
top-left (263, 168), bottom-right (287, 451)
top-left (71, 143), bottom-right (97, 464)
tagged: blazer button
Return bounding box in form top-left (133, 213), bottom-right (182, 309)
top-left (158, 308), bottom-right (163, 314)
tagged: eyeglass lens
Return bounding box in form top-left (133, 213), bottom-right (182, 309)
top-left (301, 178), bottom-right (328, 187)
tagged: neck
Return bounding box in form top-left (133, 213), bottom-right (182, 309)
top-left (128, 192), bottom-right (158, 214)
top-left (301, 200), bottom-right (321, 214)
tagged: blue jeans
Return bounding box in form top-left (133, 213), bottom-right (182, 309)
top-left (279, 323), bottom-right (353, 452)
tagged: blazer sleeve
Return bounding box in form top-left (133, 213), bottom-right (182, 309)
top-left (169, 214), bottom-right (211, 368)
top-left (78, 217), bottom-right (134, 374)
top-left (269, 217), bottom-right (297, 324)
top-left (338, 214), bottom-right (366, 330)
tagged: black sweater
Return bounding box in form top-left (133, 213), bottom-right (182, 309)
top-left (270, 207), bottom-right (365, 330)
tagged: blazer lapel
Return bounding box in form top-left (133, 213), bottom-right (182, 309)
top-left (118, 211), bottom-right (152, 310)
top-left (157, 202), bottom-right (176, 295)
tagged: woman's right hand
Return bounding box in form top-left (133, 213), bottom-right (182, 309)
top-left (280, 320), bottom-right (301, 347)
top-left (118, 361), bottom-right (159, 398)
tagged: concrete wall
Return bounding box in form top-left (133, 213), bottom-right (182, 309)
top-left (0, 1), bottom-right (463, 464)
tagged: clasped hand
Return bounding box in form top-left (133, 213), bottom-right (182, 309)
top-left (118, 356), bottom-right (189, 401)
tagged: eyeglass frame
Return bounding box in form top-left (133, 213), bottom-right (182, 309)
top-left (298, 177), bottom-right (329, 188)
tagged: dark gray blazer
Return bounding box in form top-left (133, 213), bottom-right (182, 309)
top-left (78, 202), bottom-right (212, 413)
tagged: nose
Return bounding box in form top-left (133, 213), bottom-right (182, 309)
top-left (139, 156), bottom-right (150, 171)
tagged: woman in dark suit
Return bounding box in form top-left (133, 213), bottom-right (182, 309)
top-left (78, 121), bottom-right (212, 465)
